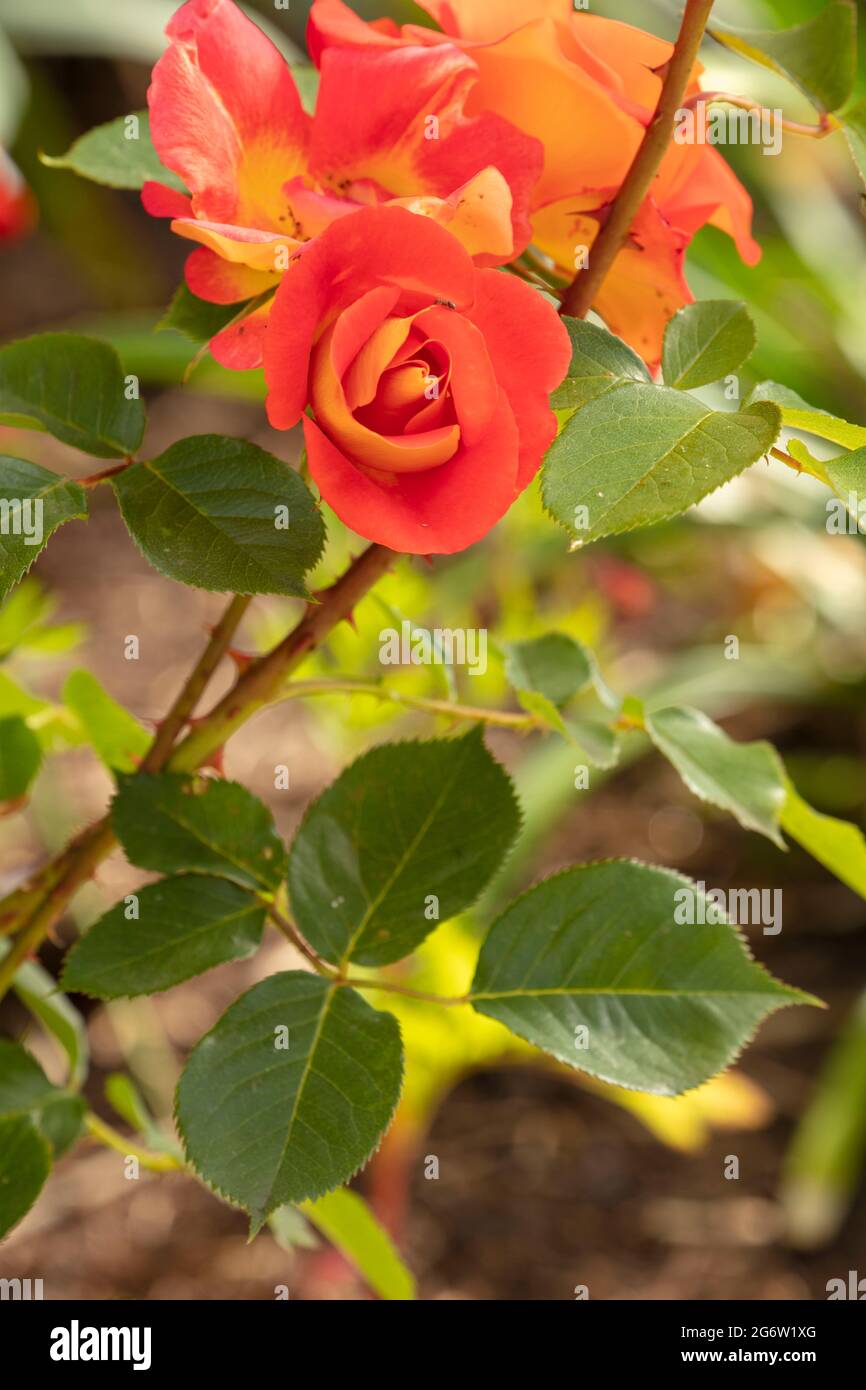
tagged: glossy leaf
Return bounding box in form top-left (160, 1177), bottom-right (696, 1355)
top-left (543, 385), bottom-right (779, 544)
top-left (288, 729), bottom-right (521, 966)
top-left (112, 773), bottom-right (287, 891)
top-left (41, 110), bottom-right (186, 190)
top-left (471, 861), bottom-right (815, 1095)
top-left (0, 334), bottom-right (146, 458)
top-left (113, 436), bottom-right (325, 596)
top-left (62, 875), bottom-right (266, 999)
top-left (661, 300), bottom-right (756, 390)
top-left (301, 1187), bottom-right (416, 1300)
top-left (63, 669), bottom-right (150, 774)
top-left (646, 705), bottom-right (787, 846)
top-left (176, 972), bottom-right (404, 1226)
top-left (0, 457), bottom-right (88, 600)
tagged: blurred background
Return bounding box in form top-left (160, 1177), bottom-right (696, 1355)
top-left (1, 0), bottom-right (866, 1299)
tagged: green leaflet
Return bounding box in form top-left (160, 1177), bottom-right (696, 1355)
top-left (157, 284), bottom-right (245, 345)
top-left (41, 110), bottom-right (186, 190)
top-left (63, 669), bottom-right (150, 774)
top-left (551, 318), bottom-right (650, 411)
top-left (661, 301), bottom-right (756, 390)
top-left (708, 2), bottom-right (856, 114)
top-left (781, 785), bottom-right (866, 903)
top-left (0, 714), bottom-right (41, 802)
top-left (62, 875), bottom-right (266, 999)
top-left (301, 1187), bottom-right (416, 1300)
top-left (503, 632), bottom-right (593, 707)
top-left (471, 861), bottom-right (817, 1095)
top-left (0, 457), bottom-right (88, 600)
top-left (111, 773), bottom-right (287, 891)
top-left (0, 1114), bottom-right (50, 1239)
top-left (646, 705), bottom-right (787, 847)
top-left (176, 972), bottom-right (404, 1227)
top-left (0, 334), bottom-right (145, 458)
top-left (543, 378), bottom-right (780, 544)
top-left (287, 729), bottom-right (521, 966)
top-left (0, 1038), bottom-right (84, 1159)
top-left (113, 436), bottom-right (325, 596)
top-left (747, 381), bottom-right (866, 451)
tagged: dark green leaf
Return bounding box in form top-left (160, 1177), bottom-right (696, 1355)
top-left (543, 386), bottom-right (779, 544)
top-left (708, 2), bottom-right (856, 113)
top-left (63, 669), bottom-right (150, 774)
top-left (0, 714), bottom-right (41, 801)
top-left (471, 861), bottom-right (816, 1095)
top-left (646, 705), bottom-right (787, 846)
top-left (0, 458), bottom-right (88, 599)
top-left (112, 773), bottom-right (287, 891)
top-left (41, 110), bottom-right (186, 191)
top-left (288, 729), bottom-right (521, 966)
top-left (552, 318), bottom-right (650, 410)
top-left (113, 436), bottom-right (325, 596)
top-left (0, 1114), bottom-right (50, 1239)
top-left (157, 285), bottom-right (245, 345)
top-left (0, 1038), bottom-right (84, 1157)
top-left (504, 633), bottom-right (593, 707)
top-left (176, 972), bottom-right (404, 1225)
top-left (661, 300), bottom-right (756, 390)
top-left (0, 334), bottom-right (146, 458)
top-left (62, 875), bottom-right (266, 999)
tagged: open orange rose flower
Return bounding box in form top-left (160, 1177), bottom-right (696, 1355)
top-left (144, 0), bottom-right (761, 555)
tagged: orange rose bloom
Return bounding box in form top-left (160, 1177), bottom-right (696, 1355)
top-left (309, 0), bottom-right (761, 367)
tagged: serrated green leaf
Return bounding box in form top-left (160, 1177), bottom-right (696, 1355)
top-left (646, 705), bottom-right (786, 847)
top-left (176, 972), bottom-right (404, 1224)
top-left (112, 773), bottom-right (287, 891)
top-left (113, 436), bottom-right (325, 596)
top-left (823, 445), bottom-right (866, 521)
top-left (708, 2), bottom-right (856, 113)
top-left (63, 669), bottom-right (150, 774)
top-left (0, 1114), bottom-right (50, 1239)
top-left (0, 334), bottom-right (146, 458)
top-left (747, 381), bottom-right (866, 450)
top-left (504, 632), bottom-right (593, 707)
top-left (0, 714), bottom-right (41, 801)
top-left (288, 729), bottom-right (521, 966)
top-left (157, 284), bottom-right (245, 345)
top-left (0, 1038), bottom-right (84, 1157)
top-left (568, 717), bottom-right (621, 770)
top-left (0, 458), bottom-right (88, 600)
top-left (661, 300), bottom-right (756, 390)
top-left (62, 875), bottom-right (266, 999)
top-left (781, 785), bottom-right (866, 902)
top-left (471, 861), bottom-right (816, 1095)
top-left (301, 1187), bottom-right (415, 1300)
top-left (543, 385), bottom-right (779, 544)
top-left (41, 110), bottom-right (186, 191)
top-left (551, 318), bottom-right (650, 410)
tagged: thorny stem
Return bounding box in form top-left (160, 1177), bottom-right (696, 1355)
top-left (84, 1113), bottom-right (183, 1172)
top-left (559, 0), bottom-right (717, 321)
top-left (0, 545), bottom-right (394, 996)
top-left (681, 90), bottom-right (839, 139)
